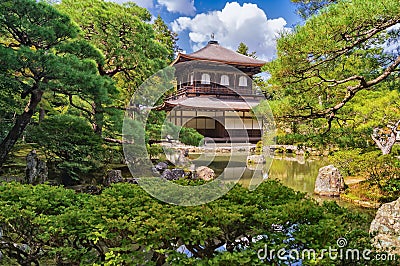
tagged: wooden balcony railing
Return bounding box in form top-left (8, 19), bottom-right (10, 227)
top-left (167, 84), bottom-right (263, 100)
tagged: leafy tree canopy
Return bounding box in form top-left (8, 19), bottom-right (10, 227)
top-left (0, 0), bottom-right (111, 167)
top-left (153, 15), bottom-right (180, 62)
top-left (56, 0), bottom-right (174, 139)
top-left (57, 0), bottom-right (170, 87)
top-left (264, 0), bottom-right (400, 138)
top-left (291, 0), bottom-right (337, 19)
top-left (236, 42), bottom-right (257, 58)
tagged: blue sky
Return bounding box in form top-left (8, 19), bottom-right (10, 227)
top-left (111, 0), bottom-right (302, 60)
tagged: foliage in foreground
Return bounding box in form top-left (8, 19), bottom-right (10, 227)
top-left (0, 181), bottom-right (396, 265)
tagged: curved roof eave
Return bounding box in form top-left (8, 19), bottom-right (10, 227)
top-left (173, 53), bottom-right (266, 67)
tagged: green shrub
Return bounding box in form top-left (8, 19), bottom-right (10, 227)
top-left (0, 181), bottom-right (391, 265)
top-left (276, 133), bottom-right (307, 145)
top-left (276, 127), bottom-right (373, 150)
top-left (179, 126), bottom-right (203, 146)
top-left (391, 144), bottom-right (400, 156)
top-left (146, 116), bottom-right (203, 147)
top-left (330, 149), bottom-right (400, 202)
top-left (329, 149), bottom-right (372, 177)
top-left (26, 115), bottom-right (106, 184)
top-left (147, 143), bottom-right (163, 159)
top-left (254, 140), bottom-right (263, 155)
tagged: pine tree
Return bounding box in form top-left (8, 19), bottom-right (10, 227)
top-left (0, 0), bottom-right (111, 167)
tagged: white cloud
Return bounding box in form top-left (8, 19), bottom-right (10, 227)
top-left (172, 2), bottom-right (289, 60)
top-left (157, 0), bottom-right (196, 16)
top-left (107, 0), bottom-right (154, 9)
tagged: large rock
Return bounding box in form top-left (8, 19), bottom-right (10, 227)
top-left (151, 167), bottom-right (160, 176)
top-left (166, 149), bottom-right (190, 167)
top-left (370, 197), bottom-right (400, 254)
top-left (247, 155), bottom-right (265, 165)
top-left (25, 150), bottom-right (48, 185)
top-left (196, 166), bottom-right (215, 181)
top-left (81, 185), bottom-right (102, 195)
top-left (155, 162), bottom-right (168, 172)
top-left (172, 168), bottom-right (185, 179)
top-left (176, 149), bottom-right (190, 166)
top-left (160, 168), bottom-right (186, 180)
top-left (161, 169), bottom-right (178, 180)
top-left (125, 178), bottom-right (139, 184)
top-left (84, 185), bottom-right (102, 195)
top-left (314, 165), bottom-right (345, 197)
top-left (104, 170), bottom-right (123, 186)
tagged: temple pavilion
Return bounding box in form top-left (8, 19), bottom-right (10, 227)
top-left (162, 40), bottom-right (266, 143)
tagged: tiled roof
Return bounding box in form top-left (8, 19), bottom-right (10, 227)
top-left (173, 41), bottom-right (266, 67)
top-left (164, 96), bottom-right (261, 111)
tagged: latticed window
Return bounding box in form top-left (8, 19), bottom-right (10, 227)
top-left (201, 73), bottom-right (211, 84)
top-left (220, 75), bottom-right (229, 86)
top-left (239, 76), bottom-right (247, 86)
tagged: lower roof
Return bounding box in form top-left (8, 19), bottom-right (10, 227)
top-left (163, 96), bottom-right (261, 111)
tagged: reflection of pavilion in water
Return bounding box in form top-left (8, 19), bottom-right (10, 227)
top-left (161, 40), bottom-right (266, 143)
top-left (192, 154), bottom-right (326, 194)
top-left (191, 153), bottom-right (270, 189)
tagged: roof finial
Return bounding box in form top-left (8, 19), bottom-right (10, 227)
top-left (208, 33), bottom-right (218, 45)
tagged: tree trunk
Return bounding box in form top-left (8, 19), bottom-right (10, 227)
top-left (371, 119), bottom-right (400, 155)
top-left (0, 88), bottom-right (43, 168)
top-left (39, 107), bottom-right (45, 123)
top-left (92, 98), bottom-right (104, 136)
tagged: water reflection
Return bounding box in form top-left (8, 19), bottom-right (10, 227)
top-left (268, 156), bottom-right (327, 194)
top-left (192, 153), bottom-right (327, 194)
top-left (191, 153), bottom-right (375, 216)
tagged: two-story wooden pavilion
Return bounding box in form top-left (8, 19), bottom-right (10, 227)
top-left (162, 40), bottom-right (266, 143)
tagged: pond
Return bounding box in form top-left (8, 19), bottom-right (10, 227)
top-left (190, 153), bottom-right (326, 194)
top-left (190, 153), bottom-right (374, 213)
top-left (117, 151), bottom-right (374, 212)
top-left (178, 153), bottom-right (375, 260)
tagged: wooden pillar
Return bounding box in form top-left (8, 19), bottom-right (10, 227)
top-left (233, 73), bottom-right (237, 92)
top-left (175, 110), bottom-right (177, 125)
top-left (252, 113), bottom-right (254, 137)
